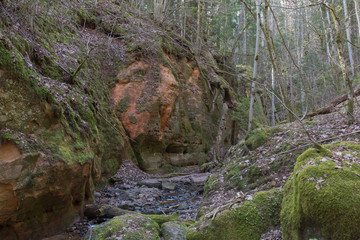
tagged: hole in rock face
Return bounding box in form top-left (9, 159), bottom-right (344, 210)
top-left (45, 207), bottom-right (53, 214)
top-left (73, 199), bottom-right (81, 207)
top-left (165, 144), bottom-right (187, 154)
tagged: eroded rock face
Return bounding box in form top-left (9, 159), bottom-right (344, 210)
top-left (0, 71), bottom-right (49, 133)
top-left (112, 56), bottom-right (228, 172)
top-left (0, 139), bottom-right (97, 239)
top-left (0, 62), bottom-right (125, 238)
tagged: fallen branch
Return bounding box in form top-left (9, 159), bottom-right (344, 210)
top-left (306, 86), bottom-right (360, 117)
top-left (275, 130), bottom-right (360, 157)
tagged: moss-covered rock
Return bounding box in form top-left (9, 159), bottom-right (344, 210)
top-left (161, 221), bottom-right (187, 240)
top-left (147, 212), bottom-right (180, 225)
top-left (245, 129), bottom-right (267, 151)
top-left (281, 142), bottom-right (360, 240)
top-left (85, 213), bottom-right (161, 240)
top-left (186, 188), bottom-right (282, 240)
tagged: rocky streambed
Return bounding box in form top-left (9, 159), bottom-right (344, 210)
top-left (96, 173), bottom-right (209, 219)
top-left (60, 160), bottom-right (209, 239)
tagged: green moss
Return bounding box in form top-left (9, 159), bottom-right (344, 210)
top-left (281, 142), bottom-right (360, 240)
top-left (247, 165), bottom-right (263, 182)
top-left (42, 128), bottom-right (95, 165)
top-left (146, 212), bottom-right (179, 226)
top-left (267, 126), bottom-right (284, 135)
top-left (180, 118), bottom-right (192, 134)
top-left (85, 213), bottom-right (161, 240)
top-left (40, 55), bottom-right (63, 79)
top-left (225, 163), bottom-right (265, 192)
top-left (293, 147), bottom-right (332, 173)
top-left (0, 37), bottom-right (52, 101)
top-left (203, 174), bottom-right (219, 198)
top-left (225, 163), bottom-right (245, 190)
top-left (245, 129), bottom-right (267, 151)
top-left (326, 141), bottom-right (360, 152)
top-left (161, 37), bottom-right (183, 57)
top-left (115, 97), bottom-right (130, 115)
top-left (187, 188), bottom-right (283, 240)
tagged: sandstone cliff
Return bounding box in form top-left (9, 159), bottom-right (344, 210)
top-left (0, 0), bottom-right (234, 238)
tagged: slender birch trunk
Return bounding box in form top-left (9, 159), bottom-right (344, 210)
top-left (343, 0), bottom-right (355, 76)
top-left (248, 0), bottom-right (261, 131)
top-left (271, 67), bottom-right (276, 126)
top-left (354, 0), bottom-right (360, 40)
top-left (196, 0), bottom-right (201, 47)
top-left (321, 7), bottom-right (331, 62)
top-left (243, 2), bottom-right (247, 65)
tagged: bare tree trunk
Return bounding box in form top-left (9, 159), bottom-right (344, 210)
top-left (260, 9), bottom-right (265, 47)
top-left (343, 0), bottom-right (355, 76)
top-left (196, 0), bottom-right (201, 46)
top-left (231, 6), bottom-right (243, 65)
top-left (154, 0), bottom-right (168, 22)
top-left (271, 66), bottom-right (276, 126)
top-left (242, 2), bottom-right (247, 65)
top-left (321, 7), bottom-right (331, 62)
top-left (354, 0), bottom-right (360, 41)
top-left (327, 3), bottom-right (355, 124)
top-left (248, 0), bottom-right (261, 131)
top-left (213, 102), bottom-right (228, 164)
top-left (326, 8), bottom-right (337, 60)
top-left (270, 2), bottom-right (275, 126)
top-left (296, 0), bottom-right (305, 115)
top-left (180, 0), bottom-right (184, 38)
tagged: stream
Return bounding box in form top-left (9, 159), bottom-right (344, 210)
top-left (62, 164), bottom-right (209, 238)
top-left (95, 172), bottom-right (209, 220)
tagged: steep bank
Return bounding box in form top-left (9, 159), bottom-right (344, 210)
top-left (189, 103), bottom-right (360, 239)
top-left (0, 0), bottom-right (235, 238)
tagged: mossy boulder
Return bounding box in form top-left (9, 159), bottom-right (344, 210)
top-left (245, 129), bottom-right (267, 151)
top-left (85, 213), bottom-right (161, 240)
top-left (161, 221), bottom-right (187, 240)
top-left (281, 142), bottom-right (360, 240)
top-left (186, 188), bottom-right (282, 240)
top-left (147, 212), bottom-right (180, 225)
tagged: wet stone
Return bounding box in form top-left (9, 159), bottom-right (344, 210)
top-left (138, 178), bottom-right (162, 188)
top-left (162, 181), bottom-right (176, 190)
